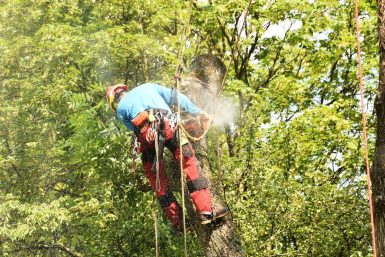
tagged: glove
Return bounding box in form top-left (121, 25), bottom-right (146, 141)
top-left (196, 111), bottom-right (212, 130)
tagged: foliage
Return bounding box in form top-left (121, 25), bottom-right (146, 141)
top-left (0, 0), bottom-right (378, 256)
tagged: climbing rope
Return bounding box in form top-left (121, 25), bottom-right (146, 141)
top-left (178, 117), bottom-right (212, 141)
top-left (152, 195), bottom-right (159, 257)
top-left (150, 0), bottom-right (194, 250)
top-left (176, 79), bottom-right (188, 257)
top-left (151, 1), bottom-right (249, 254)
top-left (171, 0), bottom-right (194, 256)
top-left (154, 130), bottom-right (161, 193)
top-left (353, 0), bottom-right (377, 256)
top-left (177, 0), bottom-right (194, 255)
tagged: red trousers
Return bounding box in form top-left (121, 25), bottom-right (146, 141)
top-left (136, 117), bottom-right (212, 229)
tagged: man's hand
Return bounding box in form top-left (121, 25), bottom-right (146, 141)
top-left (196, 111), bottom-right (212, 130)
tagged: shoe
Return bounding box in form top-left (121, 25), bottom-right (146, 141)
top-left (199, 212), bottom-right (213, 225)
top-left (199, 207), bottom-right (229, 225)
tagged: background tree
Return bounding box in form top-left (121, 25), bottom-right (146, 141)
top-left (373, 0), bottom-right (385, 255)
top-left (0, 0), bottom-right (380, 256)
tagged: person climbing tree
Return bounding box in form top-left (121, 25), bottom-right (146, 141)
top-left (105, 83), bottom-right (229, 233)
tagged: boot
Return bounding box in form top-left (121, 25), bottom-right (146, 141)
top-left (199, 207), bottom-right (229, 225)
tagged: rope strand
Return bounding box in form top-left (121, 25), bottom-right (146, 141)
top-left (174, 0), bottom-right (194, 255)
top-left (153, 196), bottom-right (159, 257)
top-left (353, 0), bottom-right (377, 256)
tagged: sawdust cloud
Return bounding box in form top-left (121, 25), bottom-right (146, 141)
top-left (203, 95), bottom-right (239, 128)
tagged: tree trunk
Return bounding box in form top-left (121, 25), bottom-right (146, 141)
top-left (373, 1), bottom-right (385, 256)
top-left (179, 54), bottom-right (243, 257)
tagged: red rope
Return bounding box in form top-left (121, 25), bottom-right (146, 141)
top-left (353, 0), bottom-right (377, 256)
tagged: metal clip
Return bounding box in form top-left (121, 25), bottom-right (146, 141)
top-left (148, 110), bottom-right (156, 123)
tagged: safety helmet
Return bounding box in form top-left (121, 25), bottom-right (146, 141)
top-left (106, 84), bottom-right (129, 112)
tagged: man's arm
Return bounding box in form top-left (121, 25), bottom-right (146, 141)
top-left (116, 109), bottom-right (135, 131)
top-left (155, 84), bottom-right (201, 115)
top-left (156, 84), bottom-right (212, 129)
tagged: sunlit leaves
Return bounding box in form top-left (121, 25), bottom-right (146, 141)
top-left (0, 0), bottom-right (379, 256)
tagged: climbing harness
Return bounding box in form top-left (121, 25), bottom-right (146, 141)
top-left (353, 0), bottom-right (377, 256)
top-left (130, 134), bottom-right (140, 160)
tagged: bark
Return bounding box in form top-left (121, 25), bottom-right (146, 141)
top-left (178, 54), bottom-right (243, 257)
top-left (373, 1), bottom-right (385, 256)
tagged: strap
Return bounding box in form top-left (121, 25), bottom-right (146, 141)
top-left (182, 143), bottom-right (194, 157)
top-left (141, 148), bottom-right (156, 162)
top-left (170, 87), bottom-right (178, 111)
top-left (187, 177), bottom-right (208, 193)
top-left (158, 190), bottom-right (177, 208)
top-left (152, 117), bottom-right (166, 170)
top-left (165, 135), bottom-right (178, 152)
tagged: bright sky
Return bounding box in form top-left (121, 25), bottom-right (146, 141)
top-left (262, 20), bottom-right (303, 39)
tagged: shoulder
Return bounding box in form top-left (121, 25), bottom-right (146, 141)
top-left (116, 104), bottom-right (125, 118)
top-left (138, 82), bottom-right (161, 88)
top-left (130, 83), bottom-right (159, 92)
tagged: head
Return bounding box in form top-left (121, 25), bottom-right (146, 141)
top-left (106, 84), bottom-right (129, 112)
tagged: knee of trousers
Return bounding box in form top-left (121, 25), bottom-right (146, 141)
top-left (158, 189), bottom-right (177, 208)
top-left (165, 135), bottom-right (179, 152)
top-left (141, 148), bottom-right (156, 162)
top-left (187, 177), bottom-right (208, 193)
top-left (182, 143), bottom-right (194, 157)
top-left (172, 143), bottom-right (195, 160)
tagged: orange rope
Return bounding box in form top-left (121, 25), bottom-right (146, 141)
top-left (353, 1), bottom-right (377, 256)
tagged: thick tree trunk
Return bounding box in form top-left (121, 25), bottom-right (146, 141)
top-left (373, 1), bottom-right (385, 256)
top-left (179, 54), bottom-right (243, 257)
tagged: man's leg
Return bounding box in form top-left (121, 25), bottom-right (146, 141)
top-left (162, 119), bottom-right (212, 215)
top-left (141, 148), bottom-right (182, 229)
top-left (163, 118), bottom-right (228, 224)
top-left (170, 143), bottom-right (213, 215)
top-left (172, 142), bottom-right (229, 224)
top-left (165, 123), bottom-right (229, 224)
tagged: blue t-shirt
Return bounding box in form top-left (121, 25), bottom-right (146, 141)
top-left (116, 83), bottom-right (201, 131)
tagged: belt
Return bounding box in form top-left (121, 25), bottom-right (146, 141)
top-left (148, 109), bottom-right (169, 115)
top-left (132, 109), bottom-right (169, 131)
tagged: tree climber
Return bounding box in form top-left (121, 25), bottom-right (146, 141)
top-left (106, 83), bottom-right (229, 233)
